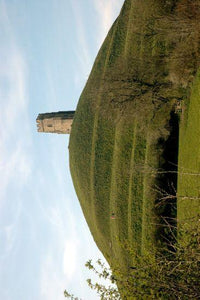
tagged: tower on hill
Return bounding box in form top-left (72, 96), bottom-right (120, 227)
top-left (36, 111), bottom-right (75, 134)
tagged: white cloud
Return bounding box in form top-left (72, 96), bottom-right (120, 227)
top-left (40, 254), bottom-right (67, 300)
top-left (0, 1), bottom-right (32, 205)
top-left (63, 238), bottom-right (79, 279)
top-left (69, 0), bottom-right (92, 78)
top-left (69, 0), bottom-right (124, 89)
top-left (93, 0), bottom-right (124, 47)
top-left (4, 224), bottom-right (16, 253)
top-left (38, 205), bottom-right (80, 300)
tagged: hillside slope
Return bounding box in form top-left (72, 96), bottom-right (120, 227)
top-left (69, 0), bottom-right (200, 276)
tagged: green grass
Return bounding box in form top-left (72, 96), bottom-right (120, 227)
top-left (178, 71), bottom-right (200, 232)
top-left (69, 0), bottom-right (200, 290)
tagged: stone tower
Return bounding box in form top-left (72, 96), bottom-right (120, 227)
top-left (36, 111), bottom-right (75, 134)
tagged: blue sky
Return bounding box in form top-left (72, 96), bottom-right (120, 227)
top-left (0, 0), bottom-right (124, 299)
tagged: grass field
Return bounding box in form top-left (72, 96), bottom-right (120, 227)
top-left (178, 71), bottom-right (200, 232)
top-left (69, 0), bottom-right (200, 297)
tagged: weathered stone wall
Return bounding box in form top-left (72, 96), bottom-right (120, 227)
top-left (36, 111), bottom-right (75, 134)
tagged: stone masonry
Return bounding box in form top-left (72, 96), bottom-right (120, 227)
top-left (36, 111), bottom-right (75, 134)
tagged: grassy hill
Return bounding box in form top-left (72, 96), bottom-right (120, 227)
top-left (69, 0), bottom-right (200, 297)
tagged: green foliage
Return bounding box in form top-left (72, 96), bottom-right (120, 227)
top-left (64, 259), bottom-right (120, 300)
top-left (64, 290), bottom-right (80, 300)
top-left (65, 224), bottom-right (200, 299)
top-left (121, 225), bottom-right (200, 299)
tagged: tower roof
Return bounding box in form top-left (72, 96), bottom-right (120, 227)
top-left (36, 111), bottom-right (75, 121)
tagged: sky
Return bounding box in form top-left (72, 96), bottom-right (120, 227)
top-left (0, 0), bottom-right (124, 299)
